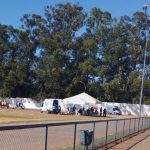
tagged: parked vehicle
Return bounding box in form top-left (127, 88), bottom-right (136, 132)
top-left (106, 106), bottom-right (122, 115)
top-left (41, 99), bottom-right (62, 114)
top-left (113, 106), bottom-right (122, 115)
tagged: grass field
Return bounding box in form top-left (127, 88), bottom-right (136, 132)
top-left (0, 108), bottom-right (136, 124)
top-left (0, 108), bottom-right (141, 150)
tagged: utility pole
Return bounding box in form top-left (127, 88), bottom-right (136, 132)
top-left (139, 5), bottom-right (148, 116)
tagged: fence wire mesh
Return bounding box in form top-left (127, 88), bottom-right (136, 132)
top-left (0, 117), bottom-right (150, 150)
top-left (0, 128), bottom-right (45, 150)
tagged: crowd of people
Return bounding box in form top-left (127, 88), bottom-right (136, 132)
top-left (15, 101), bottom-right (24, 109)
top-left (65, 105), bottom-right (107, 117)
top-left (47, 104), bottom-right (107, 117)
top-left (78, 106), bottom-right (107, 117)
top-left (0, 100), bottom-right (24, 109)
top-left (0, 100), bottom-right (9, 109)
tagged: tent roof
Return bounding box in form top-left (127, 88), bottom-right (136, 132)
top-left (63, 93), bottom-right (101, 105)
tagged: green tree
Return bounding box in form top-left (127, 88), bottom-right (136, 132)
top-left (21, 3), bottom-right (86, 99)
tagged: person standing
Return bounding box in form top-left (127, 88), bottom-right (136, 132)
top-left (73, 105), bottom-right (76, 114)
top-left (58, 105), bottom-right (61, 114)
top-left (103, 108), bottom-right (107, 117)
top-left (100, 107), bottom-right (102, 117)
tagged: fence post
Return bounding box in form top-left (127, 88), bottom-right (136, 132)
top-left (147, 117), bottom-right (149, 129)
top-left (141, 117), bottom-right (143, 131)
top-left (138, 118), bottom-right (140, 132)
top-left (146, 117), bottom-right (147, 129)
top-left (45, 125), bottom-right (48, 150)
top-left (144, 117), bottom-right (145, 130)
top-left (105, 120), bottom-right (109, 148)
top-left (143, 117), bottom-right (145, 131)
top-left (147, 117), bottom-right (148, 129)
top-left (115, 120), bottom-right (118, 141)
top-left (144, 117), bottom-right (146, 131)
top-left (92, 122), bottom-right (95, 150)
top-left (73, 123), bottom-right (77, 150)
top-left (129, 119), bottom-right (131, 135)
top-left (122, 119), bottom-right (125, 141)
top-left (148, 117), bottom-right (149, 129)
top-left (134, 118), bottom-right (136, 134)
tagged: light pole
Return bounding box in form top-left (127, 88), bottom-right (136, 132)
top-left (139, 5), bottom-right (148, 116)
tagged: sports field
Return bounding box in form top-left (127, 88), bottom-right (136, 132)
top-left (0, 108), bottom-right (136, 124)
top-left (0, 108), bottom-right (140, 150)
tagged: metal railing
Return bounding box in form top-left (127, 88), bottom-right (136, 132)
top-left (0, 117), bottom-right (150, 150)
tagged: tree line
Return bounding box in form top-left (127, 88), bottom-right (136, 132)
top-left (0, 3), bottom-right (149, 103)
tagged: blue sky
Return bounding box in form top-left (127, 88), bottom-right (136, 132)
top-left (0, 0), bottom-right (149, 28)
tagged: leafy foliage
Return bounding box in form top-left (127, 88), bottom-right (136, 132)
top-left (0, 3), bottom-right (149, 103)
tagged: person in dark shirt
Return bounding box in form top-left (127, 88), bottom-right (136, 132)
top-left (78, 108), bottom-right (82, 115)
top-left (91, 107), bottom-right (94, 112)
top-left (100, 107), bottom-right (102, 117)
top-left (58, 105), bottom-right (61, 114)
top-left (103, 108), bottom-right (107, 117)
top-left (73, 105), bottom-right (76, 114)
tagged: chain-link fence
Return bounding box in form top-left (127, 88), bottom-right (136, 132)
top-left (0, 117), bottom-right (150, 150)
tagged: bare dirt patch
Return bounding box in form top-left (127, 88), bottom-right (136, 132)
top-left (0, 108), bottom-right (141, 150)
top-left (0, 108), bottom-right (137, 124)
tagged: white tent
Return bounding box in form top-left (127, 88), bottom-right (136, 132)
top-left (7, 98), bottom-right (40, 109)
top-left (22, 98), bottom-right (40, 109)
top-left (63, 93), bottom-right (101, 107)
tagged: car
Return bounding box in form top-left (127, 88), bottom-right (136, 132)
top-left (113, 106), bottom-right (122, 115)
top-left (106, 106), bottom-right (122, 115)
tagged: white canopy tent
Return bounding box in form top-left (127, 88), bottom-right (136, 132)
top-left (2, 97), bottom-right (41, 109)
top-left (22, 98), bottom-right (40, 109)
top-left (63, 93), bottom-right (101, 109)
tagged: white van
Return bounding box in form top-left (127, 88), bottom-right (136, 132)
top-left (41, 99), bottom-right (62, 114)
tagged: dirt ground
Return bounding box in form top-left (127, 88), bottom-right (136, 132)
top-left (107, 128), bottom-right (150, 150)
top-left (0, 108), bottom-right (138, 124)
top-left (0, 108), bottom-right (144, 150)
